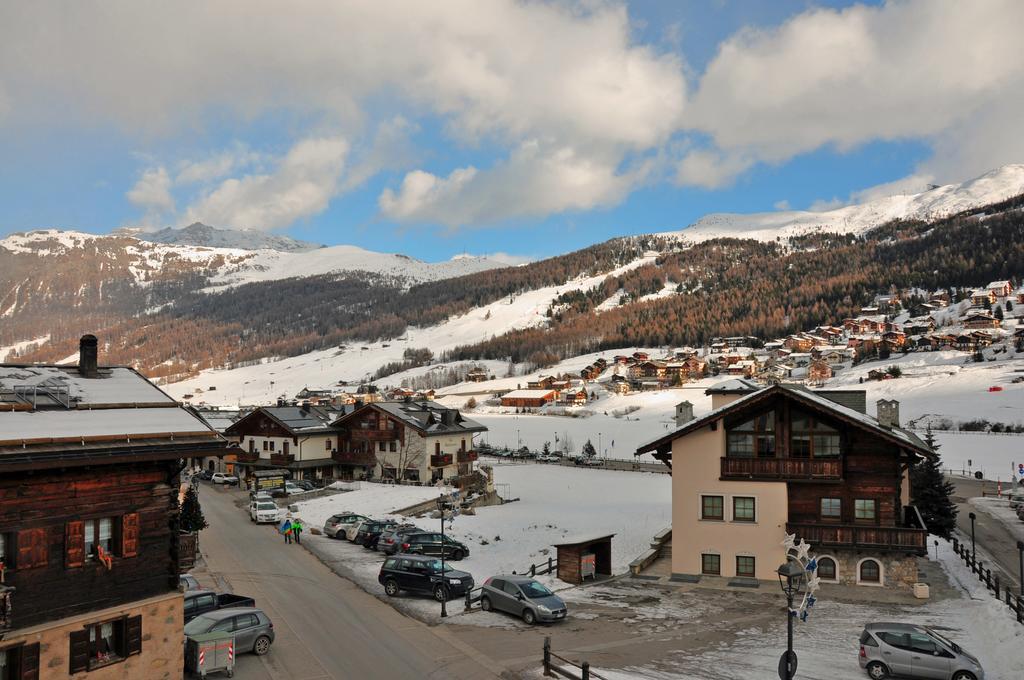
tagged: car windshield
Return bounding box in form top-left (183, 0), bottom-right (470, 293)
top-left (184, 614), bottom-right (219, 636)
top-left (257, 503), bottom-right (276, 511)
top-left (519, 581), bottom-right (553, 598)
top-left (425, 559), bottom-right (453, 573)
top-left (925, 627), bottom-right (960, 653)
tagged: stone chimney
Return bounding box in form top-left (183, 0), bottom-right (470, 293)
top-left (876, 399), bottom-right (900, 428)
top-left (675, 400), bottom-right (695, 428)
top-left (79, 334), bottom-right (98, 378)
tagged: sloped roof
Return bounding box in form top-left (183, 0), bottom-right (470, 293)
top-left (704, 378), bottom-right (760, 395)
top-left (0, 365), bottom-right (175, 407)
top-left (226, 405), bottom-right (335, 436)
top-left (333, 401), bottom-right (487, 436)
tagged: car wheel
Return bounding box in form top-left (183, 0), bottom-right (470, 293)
top-left (433, 584), bottom-right (449, 602)
top-left (253, 635), bottom-right (272, 656)
top-left (384, 579), bottom-right (400, 597)
top-left (865, 662), bottom-right (889, 680)
top-left (951, 673), bottom-right (976, 680)
top-left (451, 549), bottom-right (465, 561)
top-left (522, 609), bottom-right (536, 625)
top-left (481, 596), bottom-right (492, 612)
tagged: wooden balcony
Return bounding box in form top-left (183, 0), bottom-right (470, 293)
top-left (269, 453), bottom-right (295, 466)
top-left (786, 522), bottom-right (927, 553)
top-left (350, 429), bottom-right (394, 441)
top-left (178, 532), bottom-right (198, 574)
top-left (720, 457), bottom-right (841, 481)
top-left (457, 450), bottom-right (479, 463)
top-left (431, 454), bottom-right (454, 467)
top-left (332, 450), bottom-right (378, 466)
top-left (235, 450), bottom-right (259, 463)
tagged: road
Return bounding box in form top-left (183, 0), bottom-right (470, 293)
top-left (951, 476), bottom-right (1024, 593)
top-left (196, 483), bottom-right (503, 680)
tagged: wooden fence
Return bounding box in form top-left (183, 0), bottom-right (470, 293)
top-left (950, 537), bottom-right (1024, 625)
top-left (542, 637), bottom-right (607, 679)
top-left (514, 556), bottom-right (558, 578)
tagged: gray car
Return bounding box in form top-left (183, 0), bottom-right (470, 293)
top-left (859, 623), bottom-right (984, 680)
top-left (184, 607), bottom-right (275, 656)
top-left (480, 575), bottom-right (567, 624)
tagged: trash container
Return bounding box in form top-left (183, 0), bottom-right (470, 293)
top-left (185, 631), bottom-right (235, 678)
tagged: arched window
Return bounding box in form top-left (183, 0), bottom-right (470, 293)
top-left (817, 557), bottom-right (837, 581)
top-left (858, 558), bottom-right (882, 584)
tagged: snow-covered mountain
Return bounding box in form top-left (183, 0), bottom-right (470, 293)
top-left (140, 222), bottom-right (323, 252)
top-left (669, 164), bottom-right (1024, 244)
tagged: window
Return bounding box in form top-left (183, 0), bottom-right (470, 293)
top-left (325, 438), bottom-right (332, 451)
top-left (87, 620), bottom-right (124, 668)
top-left (820, 498), bottom-right (842, 520)
top-left (282, 441), bottom-right (289, 455)
top-left (269, 441), bottom-right (275, 451)
top-left (790, 410), bottom-right (840, 458)
top-left (435, 442), bottom-right (441, 455)
top-left (859, 559), bottom-right (881, 583)
top-left (701, 553), bottom-right (721, 575)
top-left (736, 555), bottom-right (756, 578)
top-left (854, 499), bottom-right (877, 522)
top-left (817, 557), bottom-right (837, 580)
top-left (379, 441), bottom-right (386, 452)
top-left (84, 518), bottom-right (115, 558)
top-left (701, 495), bottom-right (724, 521)
top-left (249, 439), bottom-right (255, 453)
top-left (0, 644), bottom-right (39, 680)
top-left (262, 441), bottom-right (268, 451)
top-left (726, 411), bottom-right (775, 458)
top-left (732, 497), bottom-right (756, 523)
top-left (232, 614), bottom-right (259, 631)
top-left (387, 419), bottom-right (395, 430)
top-left (389, 441), bottom-right (397, 452)
top-left (877, 632), bottom-right (908, 649)
top-left (0, 647), bottom-right (10, 680)
top-left (908, 633), bottom-right (938, 655)
top-left (0, 533), bottom-right (10, 569)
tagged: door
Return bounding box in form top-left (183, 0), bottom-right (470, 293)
top-left (501, 581), bottom-right (523, 614)
top-left (876, 633), bottom-right (913, 677)
top-left (486, 579), bottom-right (506, 611)
top-left (907, 633), bottom-right (950, 679)
top-left (232, 613), bottom-right (260, 650)
top-left (396, 559), bottom-right (418, 590)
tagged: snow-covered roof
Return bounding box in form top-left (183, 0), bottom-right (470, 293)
top-left (500, 389), bottom-right (557, 399)
top-left (0, 365), bottom-right (174, 407)
top-left (0, 407), bottom-right (213, 444)
top-left (704, 378), bottom-right (760, 395)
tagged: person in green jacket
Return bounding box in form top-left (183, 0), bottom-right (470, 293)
top-left (291, 518), bottom-right (304, 545)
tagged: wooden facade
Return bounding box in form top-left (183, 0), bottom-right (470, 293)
top-left (554, 535), bottom-right (613, 585)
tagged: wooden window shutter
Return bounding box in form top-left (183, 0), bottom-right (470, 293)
top-left (121, 513), bottom-right (140, 558)
top-left (65, 521), bottom-right (85, 568)
top-left (16, 529), bottom-right (47, 569)
top-left (125, 615), bottom-right (143, 656)
top-left (68, 629), bottom-right (89, 674)
top-left (19, 643), bottom-right (40, 680)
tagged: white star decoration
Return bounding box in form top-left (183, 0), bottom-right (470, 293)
top-left (781, 535), bottom-right (822, 624)
top-left (782, 533), bottom-right (796, 551)
top-left (794, 539), bottom-right (811, 562)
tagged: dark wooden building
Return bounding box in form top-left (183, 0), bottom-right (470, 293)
top-left (0, 336), bottom-right (225, 679)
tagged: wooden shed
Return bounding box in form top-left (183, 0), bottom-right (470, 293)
top-left (553, 534), bottom-right (614, 585)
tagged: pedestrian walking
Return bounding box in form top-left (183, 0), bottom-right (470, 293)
top-left (279, 516), bottom-right (293, 544)
top-left (292, 517), bottom-right (304, 545)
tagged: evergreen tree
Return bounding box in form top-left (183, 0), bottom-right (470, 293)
top-left (180, 484), bottom-right (209, 533)
top-left (994, 305), bottom-right (1004, 321)
top-left (910, 428), bottom-right (958, 539)
top-left (582, 439), bottom-right (597, 459)
top-left (542, 441), bottom-right (551, 456)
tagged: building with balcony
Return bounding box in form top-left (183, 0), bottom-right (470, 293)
top-left (0, 335), bottom-right (226, 678)
top-left (331, 401), bottom-right (487, 484)
top-left (636, 381), bottom-right (932, 590)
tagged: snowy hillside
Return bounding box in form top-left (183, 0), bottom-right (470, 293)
top-left (668, 164), bottom-right (1024, 244)
top-left (140, 222), bottom-right (322, 252)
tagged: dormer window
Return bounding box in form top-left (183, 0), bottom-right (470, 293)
top-left (790, 410), bottom-right (841, 458)
top-left (726, 411), bottom-right (775, 458)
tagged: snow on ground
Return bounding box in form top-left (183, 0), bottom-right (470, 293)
top-left (970, 497), bottom-right (1024, 545)
top-left (293, 463), bottom-right (671, 621)
top-left (0, 335), bottom-right (50, 362)
top-left (931, 433), bottom-right (1023, 482)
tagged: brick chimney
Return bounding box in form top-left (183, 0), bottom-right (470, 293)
top-left (876, 399), bottom-right (900, 428)
top-left (79, 334), bottom-right (98, 378)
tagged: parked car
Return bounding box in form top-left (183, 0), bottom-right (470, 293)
top-left (360, 521), bottom-right (398, 550)
top-left (249, 490), bottom-right (274, 503)
top-left (1016, 504), bottom-right (1024, 522)
top-left (398, 531), bottom-right (469, 560)
top-left (197, 469), bottom-right (214, 481)
top-left (1006, 492), bottom-right (1024, 510)
top-left (536, 454), bottom-right (558, 462)
top-left (480, 575), bottom-right (568, 624)
top-left (249, 500), bottom-right (280, 523)
top-left (323, 513), bottom-right (368, 539)
top-left (581, 457), bottom-right (604, 467)
top-left (179, 573), bottom-right (201, 591)
top-left (378, 555), bottom-right (473, 601)
top-left (183, 590), bottom-right (256, 622)
top-left (290, 479), bottom-right (316, 492)
top-left (211, 472), bottom-right (239, 485)
top-left (353, 519), bottom-right (394, 546)
top-left (858, 623), bottom-right (984, 680)
top-left (184, 607), bottom-right (275, 656)
top-left (377, 524), bottom-right (423, 554)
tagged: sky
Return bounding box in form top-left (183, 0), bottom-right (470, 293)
top-left (1, 1), bottom-right (1022, 262)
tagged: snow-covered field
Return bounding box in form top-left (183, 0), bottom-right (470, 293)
top-left (292, 463), bottom-right (671, 620)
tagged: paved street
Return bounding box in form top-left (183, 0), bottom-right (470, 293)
top-left (195, 483), bottom-right (504, 680)
top-left (951, 476), bottom-right (1024, 592)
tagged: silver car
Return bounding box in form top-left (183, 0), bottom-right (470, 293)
top-left (184, 607), bottom-right (275, 656)
top-left (480, 575), bottom-right (567, 624)
top-left (859, 623), bottom-right (984, 680)
top-left (323, 512), bottom-right (367, 539)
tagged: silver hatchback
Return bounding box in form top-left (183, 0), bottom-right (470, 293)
top-left (859, 623), bottom-right (984, 680)
top-left (480, 575), bottom-right (567, 624)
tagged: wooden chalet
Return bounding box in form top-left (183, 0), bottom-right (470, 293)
top-left (970, 289), bottom-right (996, 306)
top-left (500, 389), bottom-right (556, 409)
top-left (0, 336), bottom-right (226, 678)
top-left (636, 383), bottom-right (932, 589)
top-left (962, 313), bottom-right (1000, 329)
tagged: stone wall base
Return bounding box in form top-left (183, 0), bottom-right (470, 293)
top-left (820, 550), bottom-right (919, 590)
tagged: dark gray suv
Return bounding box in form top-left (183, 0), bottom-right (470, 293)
top-left (378, 555), bottom-right (473, 602)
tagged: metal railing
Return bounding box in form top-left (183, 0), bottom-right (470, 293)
top-left (950, 537), bottom-right (1023, 625)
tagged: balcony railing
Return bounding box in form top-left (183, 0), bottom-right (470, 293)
top-left (332, 450), bottom-right (378, 466)
top-left (350, 429), bottom-right (394, 441)
top-left (178, 532), bottom-right (197, 574)
top-left (457, 450), bottom-right (479, 463)
top-left (235, 450), bottom-right (259, 463)
top-left (431, 454), bottom-right (454, 467)
top-left (786, 522), bottom-right (927, 552)
top-left (269, 453), bottom-right (295, 466)
top-left (721, 457), bottom-right (841, 481)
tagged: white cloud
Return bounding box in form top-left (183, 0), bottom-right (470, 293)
top-left (674, 149), bottom-right (753, 189)
top-left (773, 199), bottom-right (790, 211)
top-left (125, 167), bottom-right (174, 221)
top-left (176, 147), bottom-right (262, 185)
top-left (183, 136), bottom-right (349, 231)
top-left (809, 172), bottom-right (936, 212)
top-left (680, 0), bottom-right (1024, 185)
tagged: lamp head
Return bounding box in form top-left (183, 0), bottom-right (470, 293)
top-left (777, 559), bottom-right (805, 596)
top-left (969, 511), bottom-right (976, 520)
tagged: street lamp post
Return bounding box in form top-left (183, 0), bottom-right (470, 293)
top-left (437, 494), bottom-right (451, 618)
top-left (969, 512), bottom-right (977, 564)
top-left (598, 432), bottom-right (602, 460)
top-left (1017, 540), bottom-right (1024, 597)
top-left (777, 560), bottom-right (805, 680)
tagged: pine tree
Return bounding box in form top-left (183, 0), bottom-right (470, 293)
top-left (180, 485), bottom-right (209, 533)
top-left (994, 305), bottom-right (1004, 321)
top-left (582, 439), bottom-right (597, 459)
top-left (542, 441), bottom-right (551, 456)
top-left (910, 428), bottom-right (958, 539)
